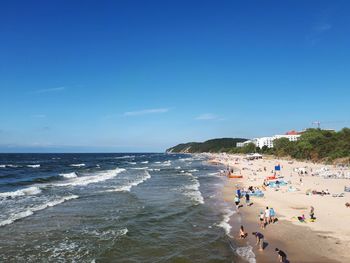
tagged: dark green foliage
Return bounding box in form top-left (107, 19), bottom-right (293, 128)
top-left (272, 128), bottom-right (350, 162)
top-left (166, 138), bottom-right (247, 153)
top-left (167, 128), bottom-right (350, 162)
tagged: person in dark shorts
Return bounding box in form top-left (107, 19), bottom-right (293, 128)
top-left (252, 232), bottom-right (264, 251)
top-left (275, 248), bottom-right (287, 262)
top-left (245, 192), bottom-right (250, 205)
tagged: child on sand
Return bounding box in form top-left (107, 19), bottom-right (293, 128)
top-left (252, 232), bottom-right (264, 251)
top-left (259, 211), bottom-right (265, 229)
top-left (239, 225), bottom-right (247, 239)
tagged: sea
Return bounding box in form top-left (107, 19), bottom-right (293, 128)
top-left (0, 153), bottom-right (255, 263)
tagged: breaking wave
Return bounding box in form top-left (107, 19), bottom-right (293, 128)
top-left (0, 186), bottom-right (42, 199)
top-left (0, 195), bottom-right (79, 227)
top-left (56, 168), bottom-right (125, 187)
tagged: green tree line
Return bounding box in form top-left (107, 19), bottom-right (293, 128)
top-left (229, 128), bottom-right (350, 162)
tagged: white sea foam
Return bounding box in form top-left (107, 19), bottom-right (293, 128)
top-left (181, 173), bottom-right (204, 205)
top-left (131, 167), bottom-right (148, 170)
top-left (189, 169), bottom-right (199, 172)
top-left (175, 166), bottom-right (181, 169)
top-left (26, 164), bottom-right (41, 168)
top-left (148, 168), bottom-right (160, 172)
top-left (70, 163), bottom-right (85, 167)
top-left (0, 195), bottom-right (78, 227)
top-left (56, 168), bottom-right (125, 187)
top-left (59, 172), bottom-right (78, 179)
top-left (0, 186), bottom-right (42, 199)
top-left (217, 208), bottom-right (235, 236)
top-left (3, 164), bottom-right (19, 168)
top-left (108, 171), bottom-right (151, 192)
top-left (87, 228), bottom-right (128, 240)
top-left (115, 155), bottom-right (135, 159)
top-left (179, 157), bottom-right (194, 162)
top-left (235, 245), bottom-right (256, 263)
top-left (141, 161), bottom-right (149, 164)
top-left (154, 161), bottom-right (161, 164)
top-left (127, 162), bottom-right (137, 165)
top-left (0, 165), bottom-right (6, 168)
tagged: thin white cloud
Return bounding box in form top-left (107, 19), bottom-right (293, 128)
top-left (307, 22), bottom-right (332, 46)
top-left (195, 113), bottom-right (219, 120)
top-left (34, 87), bottom-right (65, 93)
top-left (124, 108), bottom-right (169, 116)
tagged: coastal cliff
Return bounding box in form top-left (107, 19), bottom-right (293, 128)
top-left (166, 138), bottom-right (247, 153)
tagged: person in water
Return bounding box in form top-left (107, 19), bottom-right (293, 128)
top-left (239, 225), bottom-right (247, 239)
top-left (252, 232), bottom-right (264, 251)
top-left (275, 248), bottom-right (287, 262)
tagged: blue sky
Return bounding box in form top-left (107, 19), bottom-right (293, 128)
top-left (1, 0), bottom-right (350, 152)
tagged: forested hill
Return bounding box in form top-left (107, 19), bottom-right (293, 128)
top-left (166, 138), bottom-right (247, 153)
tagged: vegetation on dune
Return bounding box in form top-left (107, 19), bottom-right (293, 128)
top-left (167, 128), bottom-right (350, 163)
top-left (166, 138), bottom-right (247, 153)
top-left (272, 128), bottom-right (350, 162)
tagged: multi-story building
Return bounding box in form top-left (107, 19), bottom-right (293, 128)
top-left (237, 130), bottom-right (301, 149)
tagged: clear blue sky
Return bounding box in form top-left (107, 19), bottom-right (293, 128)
top-left (1, 0), bottom-right (350, 152)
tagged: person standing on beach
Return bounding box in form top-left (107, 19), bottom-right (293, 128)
top-left (245, 192), bottom-right (250, 206)
top-left (269, 207), bottom-right (276, 223)
top-left (264, 206), bottom-right (270, 225)
top-left (259, 211), bottom-right (265, 229)
top-left (234, 195), bottom-right (240, 210)
top-left (310, 206), bottom-right (315, 220)
top-left (252, 232), bottom-right (264, 251)
top-left (236, 189), bottom-right (241, 199)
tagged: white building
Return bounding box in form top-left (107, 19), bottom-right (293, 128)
top-left (237, 131), bottom-right (301, 149)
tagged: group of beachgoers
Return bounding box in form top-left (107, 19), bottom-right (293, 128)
top-left (234, 188), bottom-right (288, 262)
top-left (238, 207), bottom-right (287, 262)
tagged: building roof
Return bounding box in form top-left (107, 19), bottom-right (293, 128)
top-left (285, 130), bottom-right (299, 135)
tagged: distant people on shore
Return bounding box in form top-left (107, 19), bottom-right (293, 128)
top-left (297, 214), bottom-right (306, 222)
top-left (310, 206), bottom-right (315, 220)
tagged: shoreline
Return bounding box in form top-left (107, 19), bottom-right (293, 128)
top-left (208, 153), bottom-right (350, 263)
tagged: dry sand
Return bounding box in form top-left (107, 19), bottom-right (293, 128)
top-left (209, 153), bottom-right (350, 263)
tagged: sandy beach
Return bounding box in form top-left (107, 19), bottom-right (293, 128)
top-left (209, 153), bottom-right (350, 263)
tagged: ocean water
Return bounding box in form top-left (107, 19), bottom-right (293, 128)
top-left (0, 153), bottom-right (254, 262)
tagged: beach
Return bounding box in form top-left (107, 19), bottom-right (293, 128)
top-left (210, 153), bottom-right (350, 263)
